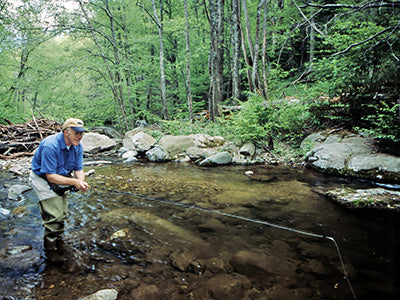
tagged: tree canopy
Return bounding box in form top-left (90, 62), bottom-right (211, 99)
top-left (1, 0), bottom-right (399, 144)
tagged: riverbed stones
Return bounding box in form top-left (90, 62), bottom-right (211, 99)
top-left (0, 245), bottom-right (41, 271)
top-left (191, 273), bottom-right (251, 300)
top-left (117, 283), bottom-right (164, 300)
top-left (7, 184), bottom-right (31, 200)
top-left (100, 208), bottom-right (208, 248)
top-left (170, 250), bottom-right (197, 271)
top-left (78, 288), bottom-right (118, 300)
top-left (230, 250), bottom-right (285, 277)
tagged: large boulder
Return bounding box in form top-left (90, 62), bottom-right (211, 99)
top-left (158, 135), bottom-right (195, 157)
top-left (81, 133), bottom-right (117, 153)
top-left (123, 131), bottom-right (156, 152)
top-left (302, 132), bottom-right (400, 182)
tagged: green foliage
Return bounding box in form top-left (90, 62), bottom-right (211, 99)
top-left (224, 94), bottom-right (316, 145)
top-left (357, 101), bottom-right (400, 142)
top-left (0, 0), bottom-right (398, 154)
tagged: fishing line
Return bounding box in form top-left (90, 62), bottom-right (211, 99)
top-left (91, 186), bottom-right (357, 299)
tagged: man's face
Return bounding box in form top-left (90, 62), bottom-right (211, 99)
top-left (64, 128), bottom-right (84, 146)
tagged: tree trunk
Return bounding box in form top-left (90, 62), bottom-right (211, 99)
top-left (231, 0), bottom-right (241, 102)
top-left (151, 0), bottom-right (169, 120)
top-left (261, 0), bottom-right (269, 98)
top-left (184, 0), bottom-right (194, 123)
top-left (251, 0), bottom-right (266, 96)
top-left (308, 10), bottom-right (315, 74)
top-left (208, 0), bottom-right (224, 122)
top-left (241, 0), bottom-right (254, 62)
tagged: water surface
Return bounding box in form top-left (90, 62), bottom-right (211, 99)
top-left (0, 162), bottom-right (399, 299)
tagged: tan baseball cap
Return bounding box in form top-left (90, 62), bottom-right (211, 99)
top-left (62, 118), bottom-right (87, 132)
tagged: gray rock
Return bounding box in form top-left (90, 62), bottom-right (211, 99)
top-left (8, 184), bottom-right (31, 200)
top-left (326, 188), bottom-right (400, 211)
top-left (145, 145), bottom-right (168, 162)
top-left (190, 134), bottom-right (225, 148)
top-left (158, 135), bottom-right (195, 157)
top-left (81, 133), bottom-right (117, 153)
top-left (90, 126), bottom-right (121, 139)
top-left (348, 154), bottom-right (400, 173)
top-left (199, 151), bottom-right (232, 166)
top-left (78, 289), bottom-right (118, 300)
top-left (185, 146), bottom-right (205, 159)
top-left (303, 132), bottom-right (400, 182)
top-left (135, 120), bottom-right (148, 127)
top-left (123, 131), bottom-right (156, 152)
top-left (122, 150), bottom-right (138, 163)
top-left (239, 142), bottom-right (256, 157)
top-left (0, 245), bottom-right (41, 271)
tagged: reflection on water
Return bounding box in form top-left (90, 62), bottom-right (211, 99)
top-left (1, 163), bottom-right (399, 299)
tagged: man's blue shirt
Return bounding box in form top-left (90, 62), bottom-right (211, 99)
top-left (31, 132), bottom-right (83, 177)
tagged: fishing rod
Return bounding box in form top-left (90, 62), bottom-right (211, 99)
top-left (90, 185), bottom-right (357, 300)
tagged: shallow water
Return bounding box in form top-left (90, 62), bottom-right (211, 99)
top-left (1, 162), bottom-right (399, 299)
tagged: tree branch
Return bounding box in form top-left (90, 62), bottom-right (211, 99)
top-left (302, 1), bottom-right (400, 10)
top-left (331, 25), bottom-right (397, 57)
top-left (136, 1), bottom-right (161, 28)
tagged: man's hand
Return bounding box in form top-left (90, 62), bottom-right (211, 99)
top-left (74, 179), bottom-right (90, 192)
top-left (46, 172), bottom-right (90, 192)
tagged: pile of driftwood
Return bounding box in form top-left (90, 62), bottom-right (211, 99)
top-left (0, 119), bottom-right (61, 159)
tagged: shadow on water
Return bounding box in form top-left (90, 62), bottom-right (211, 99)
top-left (1, 162), bottom-right (399, 299)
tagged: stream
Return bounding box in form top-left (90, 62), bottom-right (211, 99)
top-left (1, 162), bottom-right (399, 299)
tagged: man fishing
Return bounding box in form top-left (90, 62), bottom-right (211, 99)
top-left (30, 118), bottom-right (90, 264)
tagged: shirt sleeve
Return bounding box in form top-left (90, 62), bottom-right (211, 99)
top-left (39, 146), bottom-right (58, 174)
top-left (75, 145), bottom-right (84, 171)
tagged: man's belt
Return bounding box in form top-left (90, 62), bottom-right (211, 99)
top-left (40, 173), bottom-right (78, 196)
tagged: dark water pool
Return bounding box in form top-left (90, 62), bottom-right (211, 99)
top-left (0, 162), bottom-right (399, 299)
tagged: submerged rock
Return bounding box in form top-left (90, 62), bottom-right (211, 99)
top-left (8, 184), bottom-right (31, 200)
top-left (230, 250), bottom-right (284, 277)
top-left (0, 245), bottom-right (41, 271)
top-left (191, 273), bottom-right (251, 300)
top-left (79, 288), bottom-right (118, 300)
top-left (100, 208), bottom-right (208, 248)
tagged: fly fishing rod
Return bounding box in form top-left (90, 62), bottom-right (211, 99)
top-left (91, 186), bottom-right (357, 300)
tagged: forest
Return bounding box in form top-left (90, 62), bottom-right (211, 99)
top-left (0, 0), bottom-right (399, 150)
